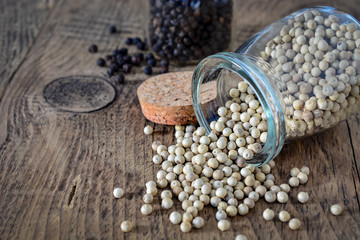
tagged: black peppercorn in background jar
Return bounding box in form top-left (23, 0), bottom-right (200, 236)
top-left (147, 0), bottom-right (233, 64)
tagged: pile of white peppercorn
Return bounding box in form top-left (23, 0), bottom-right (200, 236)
top-left (139, 80), bottom-right (315, 234)
top-left (113, 80), bottom-right (344, 236)
top-left (259, 9), bottom-right (360, 138)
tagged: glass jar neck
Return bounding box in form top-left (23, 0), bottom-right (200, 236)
top-left (192, 52), bottom-right (287, 166)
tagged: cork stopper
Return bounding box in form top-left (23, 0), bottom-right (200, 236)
top-left (137, 71), bottom-right (216, 125)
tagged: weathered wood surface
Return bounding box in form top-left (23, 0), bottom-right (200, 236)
top-left (0, 0), bottom-right (55, 101)
top-left (0, 0), bottom-right (359, 239)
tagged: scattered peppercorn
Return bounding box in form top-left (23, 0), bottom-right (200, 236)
top-left (141, 204), bottom-right (153, 215)
top-left (136, 42), bottom-right (146, 50)
top-left (97, 58), bottom-right (106, 67)
top-left (235, 234), bottom-right (248, 240)
top-left (131, 56), bottom-right (140, 65)
top-left (120, 221), bottom-right (133, 232)
top-left (147, 58), bottom-right (156, 67)
top-left (125, 37), bottom-right (133, 45)
top-left (144, 66), bottom-right (152, 75)
top-left (136, 52), bottom-right (144, 61)
top-left (297, 192), bottom-right (309, 204)
top-left (279, 211), bottom-right (291, 222)
top-left (109, 25), bottom-right (117, 34)
top-left (113, 188), bottom-right (124, 198)
top-left (288, 218), bottom-right (301, 230)
top-left (133, 37), bottom-right (142, 44)
top-left (105, 55), bottom-right (113, 62)
top-left (159, 65), bottom-right (168, 74)
top-left (114, 74), bottom-right (125, 84)
top-left (168, 212), bottom-right (181, 225)
top-left (112, 49), bottom-right (120, 56)
top-left (160, 59), bottom-right (169, 67)
top-left (145, 53), bottom-right (155, 61)
top-left (330, 204), bottom-right (343, 216)
top-left (263, 208), bottom-right (275, 220)
top-left (88, 44), bottom-right (98, 53)
top-left (119, 48), bottom-right (128, 56)
top-left (109, 63), bottom-right (119, 72)
top-left (122, 63), bottom-right (132, 73)
top-left (144, 125), bottom-right (153, 135)
top-left (107, 68), bottom-right (114, 77)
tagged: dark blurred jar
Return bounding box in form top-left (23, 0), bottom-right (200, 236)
top-left (147, 0), bottom-right (233, 64)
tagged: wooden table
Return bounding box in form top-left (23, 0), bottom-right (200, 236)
top-left (0, 0), bottom-right (359, 239)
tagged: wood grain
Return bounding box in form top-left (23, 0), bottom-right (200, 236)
top-left (0, 0), bottom-right (56, 101)
top-left (0, 0), bottom-right (359, 239)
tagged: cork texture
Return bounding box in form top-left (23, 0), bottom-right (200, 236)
top-left (137, 71), bottom-right (216, 125)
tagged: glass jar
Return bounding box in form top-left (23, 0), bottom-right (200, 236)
top-left (147, 0), bottom-right (233, 64)
top-left (192, 6), bottom-right (360, 166)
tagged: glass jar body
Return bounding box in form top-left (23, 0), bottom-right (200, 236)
top-left (192, 6), bottom-right (360, 165)
top-left (147, 0), bottom-right (233, 64)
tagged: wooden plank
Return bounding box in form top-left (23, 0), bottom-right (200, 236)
top-left (0, 0), bottom-right (55, 101)
top-left (0, 0), bottom-right (359, 239)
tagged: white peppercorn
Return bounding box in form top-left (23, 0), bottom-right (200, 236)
top-left (235, 234), bottom-right (248, 240)
top-left (218, 219), bottom-right (230, 231)
top-left (297, 192), bottom-right (310, 203)
top-left (330, 204), bottom-right (343, 215)
top-left (290, 167), bottom-right (301, 177)
top-left (120, 221), bottom-right (133, 232)
top-left (161, 198), bottom-right (173, 209)
top-left (144, 125), bottom-right (153, 135)
top-left (289, 218), bottom-right (301, 230)
top-left (180, 221), bottom-right (192, 233)
top-left (279, 210), bottom-right (291, 222)
top-left (238, 203), bottom-right (249, 215)
top-left (192, 216), bottom-right (205, 229)
top-left (141, 204), bottom-right (153, 215)
top-left (279, 183), bottom-right (291, 193)
top-left (113, 188), bottom-right (124, 198)
top-left (297, 172), bottom-right (309, 184)
top-left (169, 211), bottom-right (182, 225)
top-left (300, 166), bottom-right (310, 175)
top-left (263, 208), bottom-right (275, 220)
top-left (277, 191), bottom-right (289, 203)
top-left (264, 191), bottom-right (276, 203)
top-left (289, 177), bottom-right (300, 187)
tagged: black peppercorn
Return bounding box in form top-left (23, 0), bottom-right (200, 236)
top-left (133, 37), bottom-right (142, 44)
top-left (131, 56), bottom-right (141, 65)
top-left (107, 68), bottom-right (114, 77)
top-left (114, 74), bottom-right (125, 84)
top-left (112, 49), bottom-right (120, 56)
top-left (110, 63), bottom-right (119, 72)
top-left (159, 65), bottom-right (168, 74)
top-left (144, 66), bottom-right (152, 75)
top-left (147, 1), bottom-right (232, 62)
top-left (160, 59), bottom-right (169, 67)
top-left (136, 53), bottom-right (144, 61)
top-left (117, 59), bottom-right (125, 68)
top-left (105, 55), bottom-right (113, 62)
top-left (97, 58), bottom-right (106, 67)
top-left (145, 53), bottom-right (155, 61)
top-left (123, 55), bottom-right (132, 64)
top-left (136, 42), bottom-right (145, 50)
top-left (119, 48), bottom-right (128, 56)
top-left (122, 63), bottom-right (132, 73)
top-left (109, 25), bottom-right (117, 34)
top-left (146, 58), bottom-right (156, 67)
top-left (89, 44), bottom-right (98, 53)
top-left (125, 37), bottom-right (133, 45)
